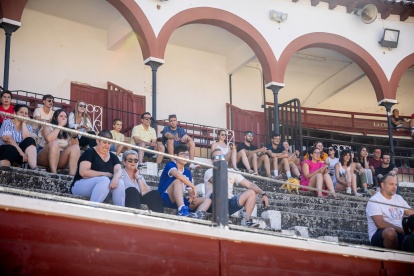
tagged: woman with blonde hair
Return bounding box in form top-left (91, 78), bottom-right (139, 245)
top-left (211, 129), bottom-right (251, 173)
top-left (69, 100), bottom-right (96, 148)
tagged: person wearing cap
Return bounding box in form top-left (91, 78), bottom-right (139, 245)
top-left (162, 114), bottom-right (199, 170)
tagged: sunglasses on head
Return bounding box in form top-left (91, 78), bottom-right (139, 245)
top-left (127, 158), bottom-right (138, 163)
top-left (169, 114), bottom-right (176, 118)
top-left (79, 104), bottom-right (86, 108)
top-left (213, 154), bottom-right (226, 160)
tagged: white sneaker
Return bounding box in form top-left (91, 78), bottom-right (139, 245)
top-left (354, 193), bottom-right (363, 197)
top-left (363, 188), bottom-right (369, 193)
top-left (189, 163), bottom-right (201, 169)
top-left (346, 187), bottom-right (352, 194)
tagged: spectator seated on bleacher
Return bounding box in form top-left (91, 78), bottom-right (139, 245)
top-left (119, 150), bottom-right (164, 213)
top-left (33, 94), bottom-right (54, 132)
top-left (265, 134), bottom-right (291, 180)
top-left (71, 130), bottom-right (125, 206)
top-left (0, 104), bottom-right (41, 171)
top-left (0, 90), bottom-right (14, 128)
top-left (37, 109), bottom-right (80, 176)
top-left (335, 150), bottom-right (362, 197)
top-left (326, 146), bottom-right (339, 189)
top-left (304, 141), bottom-right (329, 165)
top-left (110, 118), bottom-right (131, 156)
top-left (391, 109), bottom-right (413, 136)
top-left (402, 215), bottom-right (414, 252)
top-left (131, 112), bottom-right (165, 167)
top-left (236, 131), bottom-right (271, 177)
top-left (350, 150), bottom-right (368, 194)
top-left (369, 148), bottom-right (382, 187)
top-left (282, 141), bottom-right (301, 179)
top-left (162, 114), bottom-right (199, 170)
top-left (204, 149), bottom-right (268, 227)
top-left (301, 147), bottom-right (338, 199)
top-left (157, 145), bottom-right (211, 219)
top-left (366, 175), bottom-right (414, 250)
top-left (356, 147), bottom-right (374, 193)
top-left (211, 129), bottom-right (248, 172)
top-left (69, 101), bottom-right (96, 148)
top-left (375, 153), bottom-right (399, 194)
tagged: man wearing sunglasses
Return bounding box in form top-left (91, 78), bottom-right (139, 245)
top-left (236, 131), bottom-right (271, 178)
top-left (158, 145), bottom-right (211, 218)
top-left (131, 112), bottom-right (165, 167)
top-left (33, 94), bottom-right (54, 131)
top-left (204, 149), bottom-right (269, 227)
top-left (266, 134), bottom-right (291, 179)
top-left (162, 114), bottom-right (199, 169)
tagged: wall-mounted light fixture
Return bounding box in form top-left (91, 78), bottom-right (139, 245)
top-left (379, 28), bottom-right (400, 49)
top-left (269, 10), bottom-right (288, 23)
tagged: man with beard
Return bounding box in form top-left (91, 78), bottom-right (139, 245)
top-left (375, 153), bottom-right (399, 194)
top-left (266, 134), bottom-right (291, 179)
top-left (236, 131), bottom-right (271, 178)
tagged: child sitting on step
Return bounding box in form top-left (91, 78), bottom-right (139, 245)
top-left (110, 118), bottom-right (131, 156)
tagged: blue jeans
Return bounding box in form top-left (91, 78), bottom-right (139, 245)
top-left (133, 146), bottom-right (155, 157)
top-left (207, 194), bottom-right (243, 215)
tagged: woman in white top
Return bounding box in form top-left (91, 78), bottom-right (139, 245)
top-left (211, 129), bottom-right (250, 172)
top-left (69, 100), bottom-right (95, 148)
top-left (37, 109), bottom-right (80, 175)
top-left (282, 141), bottom-right (300, 178)
top-left (334, 149), bottom-right (362, 197)
top-left (326, 146), bottom-right (339, 189)
top-left (356, 147), bottom-right (373, 193)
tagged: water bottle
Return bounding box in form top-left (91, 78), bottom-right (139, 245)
top-left (241, 211), bottom-right (247, 226)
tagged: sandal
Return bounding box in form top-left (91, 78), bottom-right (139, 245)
top-left (318, 195), bottom-right (328, 199)
top-left (332, 195), bottom-right (340, 200)
top-left (33, 167), bottom-right (46, 172)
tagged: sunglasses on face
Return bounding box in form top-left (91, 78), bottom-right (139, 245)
top-left (127, 159), bottom-right (138, 163)
top-left (246, 133), bottom-right (254, 136)
top-left (178, 153), bottom-right (190, 157)
top-left (220, 134), bottom-right (226, 136)
top-left (79, 104), bottom-right (86, 108)
top-left (47, 99), bottom-right (54, 103)
top-left (328, 148), bottom-right (334, 151)
top-left (213, 154), bottom-right (226, 160)
top-left (375, 150), bottom-right (381, 153)
top-left (143, 117), bottom-right (151, 120)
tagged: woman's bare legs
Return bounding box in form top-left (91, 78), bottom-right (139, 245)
top-left (58, 145), bottom-right (80, 176)
top-left (37, 141), bottom-right (60, 173)
top-left (289, 163), bottom-right (300, 178)
top-left (225, 149), bottom-right (238, 169)
top-left (308, 173), bottom-right (324, 197)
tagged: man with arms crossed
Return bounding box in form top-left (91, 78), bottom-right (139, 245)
top-left (162, 114), bottom-right (199, 169)
top-left (266, 134), bottom-right (292, 179)
top-left (236, 131), bottom-right (271, 178)
top-left (204, 149), bottom-right (269, 227)
top-left (158, 145), bottom-right (211, 218)
top-left (366, 175), bottom-right (414, 249)
top-left (131, 112), bottom-right (165, 167)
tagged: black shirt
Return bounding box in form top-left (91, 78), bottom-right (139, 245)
top-left (391, 117), bottom-right (404, 127)
top-left (375, 164), bottom-right (397, 176)
top-left (236, 142), bottom-right (258, 153)
top-left (265, 144), bottom-right (284, 157)
top-left (71, 148), bottom-right (121, 188)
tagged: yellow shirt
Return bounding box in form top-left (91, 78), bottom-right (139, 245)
top-left (304, 152), bottom-right (328, 162)
top-left (130, 124), bottom-right (156, 145)
top-left (110, 130), bottom-right (125, 142)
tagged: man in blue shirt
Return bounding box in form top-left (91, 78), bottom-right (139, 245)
top-left (162, 114), bottom-right (199, 169)
top-left (265, 134), bottom-right (291, 179)
top-left (158, 144), bottom-right (211, 218)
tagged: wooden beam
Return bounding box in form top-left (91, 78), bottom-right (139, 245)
top-left (311, 0), bottom-right (320, 6)
top-left (400, 10), bottom-right (411, 21)
top-left (346, 1), bottom-right (358, 13)
top-left (329, 0), bottom-right (339, 10)
top-left (381, 8), bottom-right (393, 20)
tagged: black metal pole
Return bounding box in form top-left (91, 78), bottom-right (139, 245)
top-left (267, 85), bottom-right (283, 136)
top-left (146, 61), bottom-right (163, 128)
top-left (382, 102), bottom-right (396, 164)
top-left (229, 74), bottom-right (232, 105)
top-left (212, 160), bottom-right (228, 228)
top-left (262, 74), bottom-right (267, 137)
top-left (0, 22), bottom-right (20, 90)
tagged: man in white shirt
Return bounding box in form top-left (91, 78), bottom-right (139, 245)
top-left (366, 175), bottom-right (414, 249)
top-left (33, 94), bottom-right (54, 130)
top-left (204, 149), bottom-right (268, 227)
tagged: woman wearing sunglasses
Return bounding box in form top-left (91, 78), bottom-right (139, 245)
top-left (37, 109), bottom-right (80, 176)
top-left (69, 100), bottom-right (96, 148)
top-left (71, 130), bottom-right (125, 206)
top-left (119, 150), bottom-right (164, 212)
top-left (211, 129), bottom-right (249, 172)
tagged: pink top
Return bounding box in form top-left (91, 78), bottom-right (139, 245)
top-left (300, 160), bottom-right (325, 191)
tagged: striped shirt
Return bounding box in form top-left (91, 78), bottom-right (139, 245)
top-left (121, 169), bottom-right (148, 193)
top-left (0, 119), bottom-right (33, 146)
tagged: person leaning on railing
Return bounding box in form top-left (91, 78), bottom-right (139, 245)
top-left (69, 100), bottom-right (96, 148)
top-left (301, 147), bottom-right (339, 199)
top-left (0, 104), bottom-right (42, 171)
top-left (0, 90), bottom-right (14, 129)
top-left (71, 130), bottom-right (125, 206)
top-left (36, 109), bottom-right (80, 176)
top-left (118, 150), bottom-right (164, 213)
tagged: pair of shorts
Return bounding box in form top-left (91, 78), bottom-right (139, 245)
top-left (109, 144), bottom-right (116, 152)
top-left (370, 229), bottom-right (405, 248)
top-left (133, 146), bottom-right (156, 157)
top-left (161, 191), bottom-right (191, 209)
top-left (37, 146), bottom-right (43, 153)
top-left (207, 194), bottom-right (243, 215)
